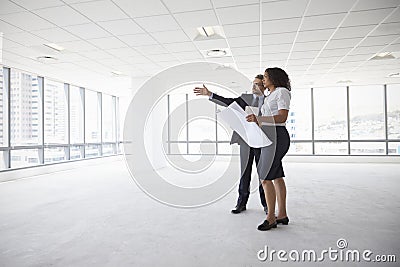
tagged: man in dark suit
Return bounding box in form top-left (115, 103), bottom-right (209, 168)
top-left (193, 75), bottom-right (267, 214)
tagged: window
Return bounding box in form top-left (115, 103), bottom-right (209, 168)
top-left (85, 90), bottom-right (101, 143)
top-left (10, 149), bottom-right (40, 168)
top-left (314, 87), bottom-right (347, 140)
top-left (10, 70), bottom-right (42, 146)
top-left (349, 85), bottom-right (385, 140)
top-left (70, 86), bottom-right (84, 144)
top-left (288, 88), bottom-right (312, 140)
top-left (0, 67), bottom-right (7, 147)
top-left (387, 84), bottom-right (400, 140)
top-left (44, 79), bottom-right (68, 145)
top-left (102, 94), bottom-right (116, 142)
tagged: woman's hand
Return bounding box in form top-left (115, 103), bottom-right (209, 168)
top-left (246, 114), bottom-right (259, 125)
top-left (193, 84), bottom-right (211, 96)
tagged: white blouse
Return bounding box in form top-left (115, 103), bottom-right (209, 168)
top-left (260, 87), bottom-right (291, 126)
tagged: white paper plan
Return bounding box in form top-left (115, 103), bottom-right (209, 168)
top-left (217, 102), bottom-right (272, 148)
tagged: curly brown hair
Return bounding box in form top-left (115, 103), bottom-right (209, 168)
top-left (265, 68), bottom-right (291, 91)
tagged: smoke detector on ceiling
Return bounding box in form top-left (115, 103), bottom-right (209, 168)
top-left (202, 48), bottom-right (231, 58)
top-left (36, 56), bottom-right (58, 63)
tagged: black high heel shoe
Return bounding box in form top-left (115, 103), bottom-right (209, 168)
top-left (257, 219), bottom-right (277, 231)
top-left (276, 217), bottom-right (289, 225)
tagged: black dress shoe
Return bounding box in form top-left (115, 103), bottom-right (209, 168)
top-left (231, 206), bottom-right (246, 214)
top-left (257, 219), bottom-right (277, 231)
top-left (276, 217), bottom-right (289, 225)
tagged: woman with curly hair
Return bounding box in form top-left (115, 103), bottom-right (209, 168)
top-left (246, 67), bottom-right (291, 231)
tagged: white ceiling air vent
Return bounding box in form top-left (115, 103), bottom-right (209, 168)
top-left (369, 52), bottom-right (395, 60)
top-left (36, 55), bottom-right (58, 63)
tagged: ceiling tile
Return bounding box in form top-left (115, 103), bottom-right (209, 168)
top-left (262, 43), bottom-right (292, 53)
top-left (99, 57), bottom-right (128, 67)
top-left (223, 22), bottom-right (259, 38)
top-left (5, 32), bottom-right (48, 46)
top-left (263, 18), bottom-right (301, 34)
top-left (174, 51), bottom-right (203, 61)
top-left (194, 39), bottom-right (228, 50)
top-left (385, 7), bottom-right (400, 23)
top-left (292, 41), bottom-right (326, 51)
top-left (146, 53), bottom-right (177, 62)
top-left (11, 0), bottom-right (64, 10)
top-left (32, 27), bottom-right (80, 43)
top-left (162, 42), bottom-right (198, 52)
top-left (352, 0), bottom-right (400, 11)
top-left (231, 46), bottom-right (259, 56)
top-left (2, 38), bottom-right (25, 49)
top-left (347, 45), bottom-right (382, 55)
top-left (105, 47), bottom-right (141, 57)
top-left (290, 50), bottom-right (320, 59)
top-left (305, 0), bottom-right (356, 16)
top-left (0, 12), bottom-right (55, 31)
top-left (359, 35), bottom-right (399, 47)
top-left (0, 1), bottom-right (25, 14)
top-left (135, 15), bottom-right (180, 32)
top-left (0, 20), bottom-right (24, 34)
top-left (112, 0), bottom-right (168, 17)
top-left (64, 23), bottom-right (112, 39)
top-left (213, 0), bottom-right (259, 8)
top-left (98, 19), bottom-right (144, 36)
top-left (296, 29), bottom-right (336, 42)
top-left (319, 47), bottom-right (352, 57)
top-left (333, 25), bottom-right (376, 39)
top-left (261, 0), bottom-right (309, 20)
top-left (118, 33), bottom-right (157, 47)
top-left (87, 36), bottom-right (128, 49)
top-left (80, 49), bottom-right (113, 60)
top-left (301, 13), bottom-right (347, 31)
top-left (71, 0), bottom-right (128, 22)
top-left (151, 30), bottom-right (190, 44)
top-left (235, 54), bottom-right (259, 63)
top-left (59, 40), bottom-right (98, 52)
top-left (229, 35), bottom-right (259, 48)
top-left (134, 44), bottom-right (169, 55)
top-left (217, 4), bottom-right (259, 25)
top-left (263, 32), bottom-right (297, 45)
top-left (163, 0), bottom-right (212, 12)
top-left (325, 38), bottom-right (363, 49)
top-left (174, 9), bottom-right (218, 28)
top-left (371, 22), bottom-right (400, 36)
top-left (342, 8), bottom-right (396, 27)
top-left (33, 5), bottom-right (91, 26)
top-left (124, 55), bottom-right (154, 64)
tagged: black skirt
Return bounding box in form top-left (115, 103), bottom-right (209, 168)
top-left (257, 126), bottom-right (290, 180)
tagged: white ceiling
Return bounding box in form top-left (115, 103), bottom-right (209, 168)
top-left (0, 0), bottom-right (400, 90)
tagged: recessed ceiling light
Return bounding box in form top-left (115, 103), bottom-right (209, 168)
top-left (369, 52), bottom-right (395, 60)
top-left (197, 26), bottom-right (215, 37)
top-left (43, 43), bottom-right (64, 52)
top-left (206, 49), bottom-right (227, 57)
top-left (36, 55), bottom-right (58, 63)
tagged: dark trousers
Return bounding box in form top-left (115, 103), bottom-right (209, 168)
top-left (236, 144), bottom-right (267, 209)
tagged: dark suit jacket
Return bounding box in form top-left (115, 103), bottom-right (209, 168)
top-left (210, 93), bottom-right (255, 145)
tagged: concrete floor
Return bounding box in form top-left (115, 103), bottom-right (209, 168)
top-left (0, 158), bottom-right (399, 267)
